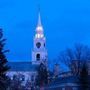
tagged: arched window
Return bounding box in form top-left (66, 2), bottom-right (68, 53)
top-left (36, 54), bottom-right (40, 61)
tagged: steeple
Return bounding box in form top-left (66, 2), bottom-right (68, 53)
top-left (32, 7), bottom-right (48, 65)
top-left (36, 12), bottom-right (43, 34)
top-left (38, 12), bottom-right (42, 26)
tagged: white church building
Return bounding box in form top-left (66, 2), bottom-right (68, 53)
top-left (6, 12), bottom-right (48, 82)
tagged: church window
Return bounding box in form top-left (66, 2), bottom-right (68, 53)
top-left (36, 42), bottom-right (41, 48)
top-left (35, 33), bottom-right (44, 38)
top-left (36, 54), bottom-right (40, 61)
top-left (41, 34), bottom-right (44, 38)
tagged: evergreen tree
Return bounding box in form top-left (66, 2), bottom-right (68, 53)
top-left (0, 28), bottom-right (10, 90)
top-left (36, 63), bottom-right (48, 87)
top-left (79, 62), bottom-right (89, 90)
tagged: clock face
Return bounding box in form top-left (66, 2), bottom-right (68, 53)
top-left (36, 42), bottom-right (41, 48)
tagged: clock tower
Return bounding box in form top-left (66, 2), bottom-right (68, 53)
top-left (32, 12), bottom-right (48, 65)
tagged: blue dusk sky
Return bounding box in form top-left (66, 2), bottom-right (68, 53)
top-left (0, 0), bottom-right (90, 62)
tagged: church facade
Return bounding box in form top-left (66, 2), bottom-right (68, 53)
top-left (6, 12), bottom-right (48, 83)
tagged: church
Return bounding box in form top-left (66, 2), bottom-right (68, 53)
top-left (6, 12), bottom-right (48, 82)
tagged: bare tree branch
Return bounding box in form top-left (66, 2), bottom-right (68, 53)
top-left (58, 43), bottom-right (90, 75)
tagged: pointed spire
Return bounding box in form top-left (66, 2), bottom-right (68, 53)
top-left (36, 5), bottom-right (43, 34)
top-left (38, 12), bottom-right (42, 26)
top-left (37, 5), bottom-right (42, 26)
top-left (36, 10), bottom-right (43, 32)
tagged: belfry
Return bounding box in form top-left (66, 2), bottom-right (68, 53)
top-left (32, 12), bottom-right (48, 64)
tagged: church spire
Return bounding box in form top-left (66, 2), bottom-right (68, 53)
top-left (36, 11), bottom-right (43, 33)
top-left (35, 11), bottom-right (44, 39)
top-left (37, 4), bottom-right (42, 26)
top-left (38, 12), bottom-right (42, 26)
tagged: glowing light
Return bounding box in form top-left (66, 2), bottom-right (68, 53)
top-left (35, 34), bottom-right (44, 38)
top-left (41, 34), bottom-right (44, 38)
top-left (36, 26), bottom-right (43, 31)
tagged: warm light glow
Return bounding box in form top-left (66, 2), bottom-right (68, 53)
top-left (35, 34), bottom-right (44, 38)
top-left (36, 26), bottom-right (43, 31)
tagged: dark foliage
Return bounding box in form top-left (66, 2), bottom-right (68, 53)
top-left (0, 28), bottom-right (10, 90)
top-left (36, 63), bottom-right (48, 87)
top-left (79, 63), bottom-right (90, 90)
top-left (10, 75), bottom-right (23, 90)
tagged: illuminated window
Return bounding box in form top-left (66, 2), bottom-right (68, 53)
top-left (41, 34), bottom-right (44, 38)
top-left (35, 34), bottom-right (44, 38)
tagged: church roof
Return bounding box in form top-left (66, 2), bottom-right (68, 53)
top-left (7, 62), bottom-right (38, 72)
